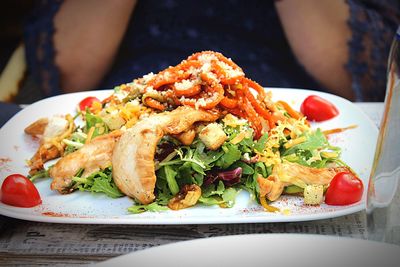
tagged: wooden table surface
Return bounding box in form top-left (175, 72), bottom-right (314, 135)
top-left (0, 103), bottom-right (384, 266)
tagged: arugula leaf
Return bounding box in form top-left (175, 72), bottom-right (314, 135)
top-left (198, 196), bottom-right (223, 206)
top-left (162, 165), bottom-right (179, 195)
top-left (240, 161), bottom-right (272, 200)
top-left (283, 129), bottom-right (327, 156)
top-left (199, 181), bottom-right (225, 206)
top-left (28, 168), bottom-right (50, 182)
top-left (202, 180), bottom-right (226, 197)
top-left (254, 132), bottom-right (269, 152)
top-left (193, 141), bottom-right (224, 166)
top-left (199, 182), bottom-right (238, 207)
top-left (63, 131), bottom-right (86, 155)
top-left (176, 162), bottom-right (196, 185)
top-left (190, 162), bottom-right (206, 175)
top-left (193, 173), bottom-right (204, 186)
top-left (155, 177), bottom-right (173, 205)
top-left (161, 146), bottom-right (207, 169)
top-left (282, 129), bottom-right (341, 168)
top-left (215, 143), bottom-right (241, 169)
top-left (230, 161), bottom-right (254, 175)
top-left (128, 202), bottom-right (168, 214)
top-left (237, 137), bottom-right (254, 153)
top-left (73, 167), bottom-right (124, 198)
top-left (85, 112), bottom-right (109, 138)
top-left (221, 187), bottom-right (238, 208)
top-left (254, 162), bottom-right (269, 178)
top-left (91, 177), bottom-right (124, 198)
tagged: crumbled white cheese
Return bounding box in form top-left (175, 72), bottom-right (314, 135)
top-left (130, 99), bottom-right (140, 106)
top-left (200, 62), bottom-right (212, 73)
top-left (195, 98), bottom-right (207, 109)
top-left (163, 71), bottom-right (171, 80)
top-left (145, 86), bottom-right (157, 94)
top-left (175, 79), bottom-right (196, 91)
top-left (43, 116), bottom-right (69, 141)
top-left (114, 88), bottom-right (129, 101)
top-left (217, 61), bottom-right (244, 78)
top-left (197, 53), bottom-right (218, 64)
top-left (142, 72), bottom-right (155, 82)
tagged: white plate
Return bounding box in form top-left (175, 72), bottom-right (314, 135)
top-left (0, 88), bottom-right (378, 224)
top-left (94, 234), bottom-right (400, 267)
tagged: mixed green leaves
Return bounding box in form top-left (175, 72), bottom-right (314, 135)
top-left (72, 167), bottom-right (124, 198)
top-left (127, 122), bottom-right (274, 213)
top-left (63, 131), bottom-right (86, 155)
top-left (281, 129), bottom-right (341, 168)
top-left (85, 111), bottom-right (109, 138)
top-left (199, 181), bottom-right (239, 207)
top-left (28, 168), bottom-right (50, 182)
top-left (127, 202), bottom-right (169, 214)
top-left (63, 111), bottom-right (109, 155)
top-left (47, 111), bottom-right (343, 213)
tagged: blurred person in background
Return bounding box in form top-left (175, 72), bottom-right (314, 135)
top-left (2, 0), bottom-right (400, 104)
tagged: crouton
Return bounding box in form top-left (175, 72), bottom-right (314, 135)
top-left (198, 123), bottom-right (227, 150)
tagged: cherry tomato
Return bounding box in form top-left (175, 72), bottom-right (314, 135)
top-left (325, 172), bottom-right (363, 205)
top-left (78, 96), bottom-right (101, 111)
top-left (1, 174), bottom-right (42, 208)
top-left (300, 95), bottom-right (339, 122)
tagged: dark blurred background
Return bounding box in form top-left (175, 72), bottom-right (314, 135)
top-left (0, 1), bottom-right (34, 71)
top-left (0, 0), bottom-right (35, 104)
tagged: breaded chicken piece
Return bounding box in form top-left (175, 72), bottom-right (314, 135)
top-left (49, 130), bottom-right (122, 193)
top-left (112, 106), bottom-right (219, 204)
top-left (258, 161), bottom-right (349, 201)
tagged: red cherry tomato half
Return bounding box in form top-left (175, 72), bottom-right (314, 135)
top-left (325, 172), bottom-right (363, 206)
top-left (300, 95), bottom-right (339, 122)
top-left (1, 174), bottom-right (42, 208)
top-left (78, 96), bottom-right (101, 111)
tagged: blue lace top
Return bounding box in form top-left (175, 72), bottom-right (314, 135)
top-left (24, 0), bottom-right (400, 101)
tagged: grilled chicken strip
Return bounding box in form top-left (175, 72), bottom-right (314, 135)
top-left (49, 130), bottom-right (122, 193)
top-left (258, 161), bottom-right (349, 201)
top-left (112, 106), bottom-right (219, 204)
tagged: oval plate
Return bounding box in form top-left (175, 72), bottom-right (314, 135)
top-left (0, 88), bottom-right (378, 224)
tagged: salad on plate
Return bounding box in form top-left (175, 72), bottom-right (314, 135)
top-left (1, 51), bottom-right (363, 214)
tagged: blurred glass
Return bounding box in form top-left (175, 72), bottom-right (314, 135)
top-left (366, 26), bottom-right (400, 245)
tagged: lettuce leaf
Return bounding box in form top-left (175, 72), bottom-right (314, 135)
top-left (128, 202), bottom-right (168, 214)
top-left (85, 112), bottom-right (109, 138)
top-left (91, 178), bottom-right (124, 198)
top-left (73, 167), bottom-right (124, 198)
top-left (282, 128), bottom-right (341, 167)
top-left (215, 143), bottom-right (241, 169)
top-left (199, 181), bottom-right (239, 208)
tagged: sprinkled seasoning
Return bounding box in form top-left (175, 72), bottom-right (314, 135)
top-left (0, 157), bottom-right (12, 172)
